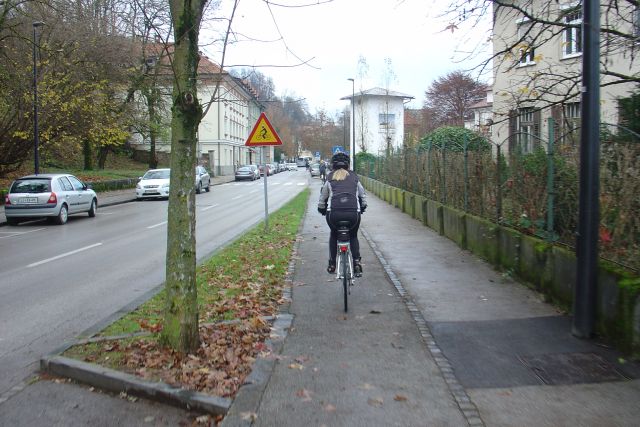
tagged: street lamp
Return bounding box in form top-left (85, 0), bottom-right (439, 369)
top-left (32, 21), bottom-right (44, 175)
top-left (347, 78), bottom-right (356, 171)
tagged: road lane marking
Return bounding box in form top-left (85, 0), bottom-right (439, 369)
top-left (0, 228), bottom-right (46, 239)
top-left (147, 221), bottom-right (167, 229)
top-left (232, 195), bottom-right (242, 200)
top-left (201, 203), bottom-right (220, 211)
top-left (283, 183), bottom-right (292, 186)
top-left (28, 242), bottom-right (103, 268)
top-left (297, 182), bottom-right (305, 185)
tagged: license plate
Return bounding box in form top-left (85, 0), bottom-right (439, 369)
top-left (19, 197), bottom-right (38, 204)
top-left (144, 190), bottom-right (158, 194)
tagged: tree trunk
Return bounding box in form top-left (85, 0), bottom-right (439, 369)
top-left (146, 87), bottom-right (159, 169)
top-left (83, 140), bottom-right (93, 170)
top-left (161, 0), bottom-right (207, 354)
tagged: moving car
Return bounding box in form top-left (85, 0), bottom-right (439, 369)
top-left (195, 165), bottom-right (211, 194)
top-left (136, 168), bottom-right (171, 200)
top-left (287, 162), bottom-right (297, 171)
top-left (235, 166), bottom-right (257, 181)
top-left (4, 173), bottom-right (98, 225)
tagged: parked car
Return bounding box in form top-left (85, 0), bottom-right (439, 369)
top-left (309, 162), bottom-right (321, 177)
top-left (136, 168), bottom-right (171, 200)
top-left (4, 173), bottom-right (98, 225)
top-left (247, 165), bottom-right (260, 179)
top-left (195, 165), bottom-right (211, 194)
top-left (259, 164), bottom-right (274, 176)
top-left (287, 162), bottom-right (297, 171)
top-left (235, 166), bottom-right (257, 181)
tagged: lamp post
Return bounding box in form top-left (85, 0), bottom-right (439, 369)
top-left (32, 21), bottom-right (44, 175)
top-left (347, 78), bottom-right (356, 171)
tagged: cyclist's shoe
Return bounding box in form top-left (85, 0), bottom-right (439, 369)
top-left (327, 261), bottom-right (336, 274)
top-left (353, 260), bottom-right (363, 277)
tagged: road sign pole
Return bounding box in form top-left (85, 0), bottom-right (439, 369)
top-left (262, 146), bottom-right (269, 231)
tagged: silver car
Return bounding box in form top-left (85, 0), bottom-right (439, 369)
top-left (195, 165), bottom-right (211, 194)
top-left (136, 168), bottom-right (171, 200)
top-left (4, 173), bottom-right (98, 225)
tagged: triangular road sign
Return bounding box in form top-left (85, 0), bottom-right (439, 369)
top-left (245, 112), bottom-right (282, 146)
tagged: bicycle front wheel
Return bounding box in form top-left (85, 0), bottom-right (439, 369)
top-left (342, 253), bottom-right (348, 312)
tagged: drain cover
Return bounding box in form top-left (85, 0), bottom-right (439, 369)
top-left (519, 352), bottom-right (627, 385)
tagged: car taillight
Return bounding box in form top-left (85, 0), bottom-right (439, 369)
top-left (47, 192), bottom-right (57, 204)
top-left (4, 195), bottom-right (10, 205)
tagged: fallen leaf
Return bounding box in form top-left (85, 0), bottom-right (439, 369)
top-left (295, 388), bottom-right (313, 402)
top-left (294, 355), bottom-right (310, 364)
top-left (288, 363), bottom-right (304, 370)
top-left (370, 310), bottom-right (381, 314)
top-left (324, 403), bottom-right (336, 412)
top-left (394, 394), bottom-right (408, 401)
top-left (367, 397), bottom-right (384, 407)
top-left (240, 412), bottom-right (257, 421)
top-left (144, 416), bottom-right (155, 423)
top-left (359, 383), bottom-right (375, 390)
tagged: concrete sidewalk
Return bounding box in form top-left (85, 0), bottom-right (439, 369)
top-left (223, 180), bottom-right (640, 426)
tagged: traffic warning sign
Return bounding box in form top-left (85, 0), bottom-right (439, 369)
top-left (245, 112), bottom-right (282, 146)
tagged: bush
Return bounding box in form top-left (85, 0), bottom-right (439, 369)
top-left (420, 126), bottom-right (491, 152)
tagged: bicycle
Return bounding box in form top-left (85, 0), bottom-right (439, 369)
top-left (335, 221), bottom-right (354, 312)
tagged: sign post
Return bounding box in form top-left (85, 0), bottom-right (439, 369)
top-left (245, 112), bottom-right (283, 230)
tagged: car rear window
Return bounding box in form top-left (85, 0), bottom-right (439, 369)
top-left (10, 179), bottom-right (51, 194)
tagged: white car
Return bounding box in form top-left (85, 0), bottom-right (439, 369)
top-left (4, 173), bottom-right (98, 225)
top-left (287, 163), bottom-right (297, 171)
top-left (136, 168), bottom-right (171, 200)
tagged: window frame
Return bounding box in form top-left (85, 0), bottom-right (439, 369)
top-left (561, 7), bottom-right (583, 58)
top-left (516, 18), bottom-right (536, 66)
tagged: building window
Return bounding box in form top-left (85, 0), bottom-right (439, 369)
top-left (562, 9), bottom-right (582, 57)
top-left (379, 113), bottom-right (395, 126)
top-left (516, 107), bottom-right (539, 153)
top-left (517, 20), bottom-right (536, 65)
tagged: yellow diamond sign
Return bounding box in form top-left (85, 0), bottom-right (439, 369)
top-left (245, 112), bottom-right (282, 146)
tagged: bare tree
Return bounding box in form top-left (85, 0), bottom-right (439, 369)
top-left (424, 70), bottom-right (486, 128)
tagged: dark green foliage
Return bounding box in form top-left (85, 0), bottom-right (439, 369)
top-left (419, 126), bottom-right (491, 151)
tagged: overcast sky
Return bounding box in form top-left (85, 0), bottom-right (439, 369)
top-left (201, 0), bottom-right (492, 116)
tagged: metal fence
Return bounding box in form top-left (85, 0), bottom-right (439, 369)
top-left (358, 119), bottom-right (639, 272)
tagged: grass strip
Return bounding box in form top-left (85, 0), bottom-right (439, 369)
top-left (63, 188), bottom-right (309, 397)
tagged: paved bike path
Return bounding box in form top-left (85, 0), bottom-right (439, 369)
top-left (236, 183), bottom-right (467, 426)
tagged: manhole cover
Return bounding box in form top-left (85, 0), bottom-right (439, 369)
top-left (519, 352), bottom-right (628, 385)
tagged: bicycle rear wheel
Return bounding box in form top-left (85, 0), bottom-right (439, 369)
top-left (342, 253), bottom-right (348, 312)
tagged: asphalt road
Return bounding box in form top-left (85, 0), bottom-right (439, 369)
top-left (0, 170), bottom-right (309, 398)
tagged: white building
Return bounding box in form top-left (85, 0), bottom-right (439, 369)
top-left (492, 1), bottom-right (640, 154)
top-left (341, 88), bottom-right (413, 156)
top-left (130, 45), bottom-right (270, 176)
top-left (464, 90), bottom-right (493, 138)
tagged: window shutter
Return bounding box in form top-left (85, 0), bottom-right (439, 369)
top-left (508, 110), bottom-right (517, 153)
top-left (533, 109), bottom-right (541, 149)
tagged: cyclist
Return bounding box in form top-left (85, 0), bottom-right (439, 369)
top-left (319, 160), bottom-right (327, 183)
top-left (317, 152), bottom-right (367, 276)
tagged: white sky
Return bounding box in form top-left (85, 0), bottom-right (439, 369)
top-left (201, 0), bottom-right (492, 116)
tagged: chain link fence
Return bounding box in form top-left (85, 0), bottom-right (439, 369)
top-left (358, 119), bottom-right (639, 272)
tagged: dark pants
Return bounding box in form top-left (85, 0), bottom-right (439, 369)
top-left (326, 210), bottom-right (361, 264)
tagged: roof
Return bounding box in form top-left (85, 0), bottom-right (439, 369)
top-left (469, 99), bottom-right (493, 109)
top-left (340, 87), bottom-right (414, 100)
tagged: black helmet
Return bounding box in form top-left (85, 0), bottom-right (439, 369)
top-left (331, 152), bottom-right (350, 170)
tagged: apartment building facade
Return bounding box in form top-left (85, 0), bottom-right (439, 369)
top-left (492, 0), bottom-right (639, 153)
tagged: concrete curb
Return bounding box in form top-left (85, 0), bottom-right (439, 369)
top-left (40, 355), bottom-right (231, 415)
